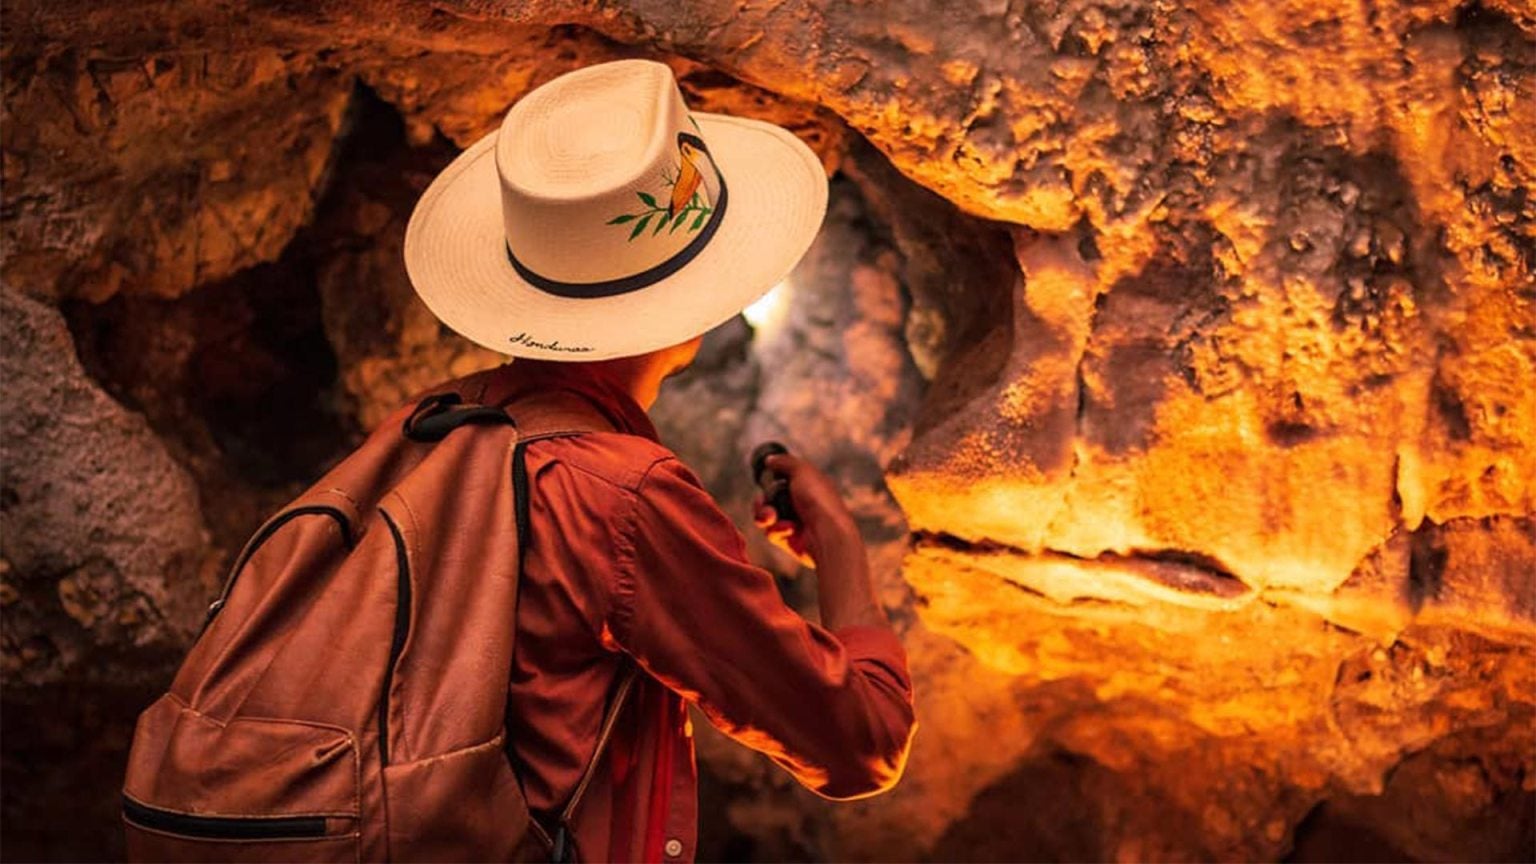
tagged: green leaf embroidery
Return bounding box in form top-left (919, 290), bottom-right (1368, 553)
top-left (609, 152), bottom-right (717, 240)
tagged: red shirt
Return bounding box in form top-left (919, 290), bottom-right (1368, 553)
top-left (500, 362), bottom-right (916, 862)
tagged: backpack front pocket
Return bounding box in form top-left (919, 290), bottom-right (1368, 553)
top-left (122, 695), bottom-right (361, 862)
top-left (123, 796), bottom-right (329, 839)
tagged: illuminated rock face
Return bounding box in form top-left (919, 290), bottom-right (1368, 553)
top-left (2, 0), bottom-right (1533, 860)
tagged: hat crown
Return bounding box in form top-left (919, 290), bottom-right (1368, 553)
top-left (496, 60), bottom-right (724, 287)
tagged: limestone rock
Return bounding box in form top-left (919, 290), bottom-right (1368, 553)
top-left (1, 44), bottom-right (352, 302)
top-left (0, 285), bottom-right (210, 686)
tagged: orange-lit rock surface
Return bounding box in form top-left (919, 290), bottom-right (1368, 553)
top-left (2, 0), bottom-right (1533, 860)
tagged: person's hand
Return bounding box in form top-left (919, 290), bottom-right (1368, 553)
top-left (752, 453), bottom-right (858, 569)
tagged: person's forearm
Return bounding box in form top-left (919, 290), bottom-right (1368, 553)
top-left (811, 518), bottom-right (886, 631)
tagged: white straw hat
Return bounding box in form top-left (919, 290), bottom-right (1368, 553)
top-left (404, 59), bottom-right (829, 361)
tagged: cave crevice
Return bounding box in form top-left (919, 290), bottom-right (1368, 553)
top-left (911, 530), bottom-right (1252, 605)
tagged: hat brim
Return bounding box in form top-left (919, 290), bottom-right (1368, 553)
top-left (403, 113), bottom-right (829, 361)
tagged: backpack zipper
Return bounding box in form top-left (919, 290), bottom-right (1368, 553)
top-left (122, 795), bottom-right (328, 840)
top-left (377, 509), bottom-right (412, 765)
top-left (203, 506), bottom-right (353, 630)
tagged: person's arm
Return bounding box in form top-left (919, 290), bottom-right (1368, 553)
top-left (604, 456), bottom-right (915, 800)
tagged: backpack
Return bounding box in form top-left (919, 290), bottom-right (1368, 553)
top-left (122, 366), bottom-right (636, 863)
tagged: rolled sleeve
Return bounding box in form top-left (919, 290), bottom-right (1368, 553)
top-left (606, 457), bottom-right (916, 800)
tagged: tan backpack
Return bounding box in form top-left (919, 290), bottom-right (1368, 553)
top-left (122, 367), bottom-right (635, 862)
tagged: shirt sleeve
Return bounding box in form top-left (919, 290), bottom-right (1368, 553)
top-left (605, 456), bottom-right (916, 800)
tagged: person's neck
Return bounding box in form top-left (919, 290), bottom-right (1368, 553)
top-left (588, 358), bottom-right (666, 411)
top-left (517, 357), bottom-right (666, 411)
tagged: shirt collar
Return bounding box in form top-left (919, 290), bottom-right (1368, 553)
top-left (499, 360), bottom-right (661, 443)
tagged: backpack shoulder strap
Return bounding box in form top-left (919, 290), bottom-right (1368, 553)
top-left (553, 667), bottom-right (638, 863)
top-left (500, 390), bottom-right (641, 863)
top-left (503, 389), bottom-right (618, 440)
top-left (504, 389), bottom-right (616, 557)
top-left (403, 366), bottom-right (619, 444)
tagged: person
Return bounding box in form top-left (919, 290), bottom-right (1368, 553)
top-left (401, 59), bottom-right (916, 861)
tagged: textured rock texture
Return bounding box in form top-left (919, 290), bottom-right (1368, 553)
top-left (2, 0), bottom-right (1533, 861)
top-left (0, 286), bottom-right (214, 858)
top-left (1, 285), bottom-right (210, 688)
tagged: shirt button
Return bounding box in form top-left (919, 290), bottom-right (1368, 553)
top-left (664, 838), bottom-right (683, 858)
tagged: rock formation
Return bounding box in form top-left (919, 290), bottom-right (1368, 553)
top-left (2, 0), bottom-right (1532, 860)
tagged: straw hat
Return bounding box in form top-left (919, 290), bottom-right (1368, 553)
top-left (404, 59), bottom-right (829, 361)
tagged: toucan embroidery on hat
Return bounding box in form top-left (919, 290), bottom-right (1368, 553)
top-left (505, 129), bottom-right (730, 299)
top-left (403, 59), bottom-right (828, 362)
top-left (606, 131), bottom-right (720, 242)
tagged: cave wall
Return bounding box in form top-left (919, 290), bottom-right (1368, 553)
top-left (3, 1), bottom-right (1534, 861)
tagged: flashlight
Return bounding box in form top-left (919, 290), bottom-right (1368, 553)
top-left (749, 441), bottom-right (798, 525)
